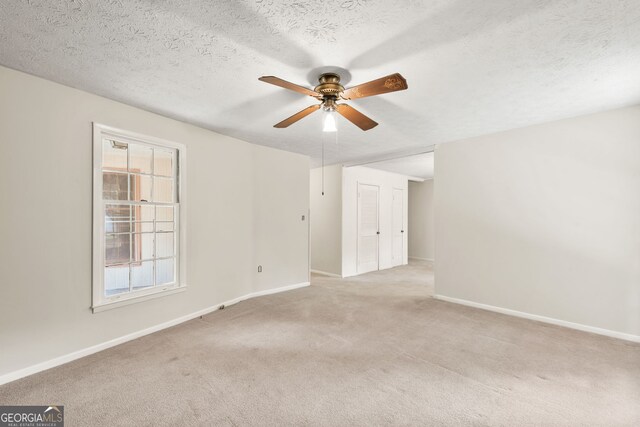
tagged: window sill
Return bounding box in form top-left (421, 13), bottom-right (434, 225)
top-left (92, 285), bottom-right (186, 313)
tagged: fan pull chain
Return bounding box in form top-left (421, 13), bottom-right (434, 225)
top-left (321, 135), bottom-right (325, 196)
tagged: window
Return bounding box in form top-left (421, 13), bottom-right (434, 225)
top-left (92, 124), bottom-right (186, 312)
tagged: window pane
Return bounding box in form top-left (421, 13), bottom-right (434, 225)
top-left (105, 233), bottom-right (131, 265)
top-left (131, 260), bottom-right (154, 290)
top-left (132, 205), bottom-right (154, 222)
top-left (156, 232), bottom-right (174, 258)
top-left (154, 149), bottom-right (174, 177)
top-left (104, 264), bottom-right (129, 296)
top-left (133, 222), bottom-right (154, 233)
top-left (106, 221), bottom-right (131, 233)
top-left (156, 206), bottom-right (173, 221)
top-left (103, 172), bottom-right (129, 200)
top-left (105, 205), bottom-right (131, 233)
top-left (156, 258), bottom-right (175, 285)
top-left (105, 204), bottom-right (131, 220)
top-left (130, 174), bottom-right (152, 202)
top-left (153, 177), bottom-right (174, 203)
top-left (132, 233), bottom-right (154, 261)
top-left (129, 143), bottom-right (152, 174)
top-left (102, 139), bottom-right (127, 171)
top-left (156, 221), bottom-right (174, 232)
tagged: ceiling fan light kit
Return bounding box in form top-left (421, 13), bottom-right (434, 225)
top-left (323, 110), bottom-right (337, 133)
top-left (258, 72), bottom-right (408, 131)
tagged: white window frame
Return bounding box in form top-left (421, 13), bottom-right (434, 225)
top-left (92, 123), bottom-right (187, 313)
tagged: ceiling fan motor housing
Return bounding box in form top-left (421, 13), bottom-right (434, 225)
top-left (315, 73), bottom-right (344, 99)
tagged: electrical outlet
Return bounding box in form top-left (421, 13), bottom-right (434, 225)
top-left (258, 265), bottom-right (262, 273)
top-left (301, 215), bottom-right (305, 221)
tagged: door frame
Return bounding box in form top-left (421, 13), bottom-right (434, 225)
top-left (391, 186), bottom-right (404, 267)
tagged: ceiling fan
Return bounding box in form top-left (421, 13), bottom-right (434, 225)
top-left (258, 72), bottom-right (408, 131)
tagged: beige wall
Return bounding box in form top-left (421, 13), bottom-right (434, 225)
top-left (408, 179), bottom-right (435, 261)
top-left (309, 165), bottom-right (342, 276)
top-left (0, 66), bottom-right (310, 378)
top-left (252, 145), bottom-right (310, 291)
top-left (434, 105), bottom-right (640, 338)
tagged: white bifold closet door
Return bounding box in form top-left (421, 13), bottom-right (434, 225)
top-left (391, 187), bottom-right (404, 267)
top-left (357, 183), bottom-right (380, 274)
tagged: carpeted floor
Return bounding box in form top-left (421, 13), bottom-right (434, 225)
top-left (1, 260), bottom-right (639, 426)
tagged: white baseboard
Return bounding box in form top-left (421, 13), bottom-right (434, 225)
top-left (0, 281), bottom-right (310, 386)
top-left (248, 282), bottom-right (310, 298)
top-left (434, 294), bottom-right (640, 343)
top-left (409, 256), bottom-right (434, 262)
top-left (310, 269), bottom-right (342, 278)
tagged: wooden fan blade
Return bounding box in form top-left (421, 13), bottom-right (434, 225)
top-left (274, 104), bottom-right (321, 128)
top-left (259, 76), bottom-right (320, 98)
top-left (336, 104), bottom-right (378, 131)
top-left (341, 73), bottom-right (408, 100)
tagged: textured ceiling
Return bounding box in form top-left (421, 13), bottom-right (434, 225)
top-left (1, 1), bottom-right (640, 167)
top-left (364, 152), bottom-right (434, 180)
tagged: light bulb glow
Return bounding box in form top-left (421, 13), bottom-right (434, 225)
top-left (323, 111), bottom-right (337, 132)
